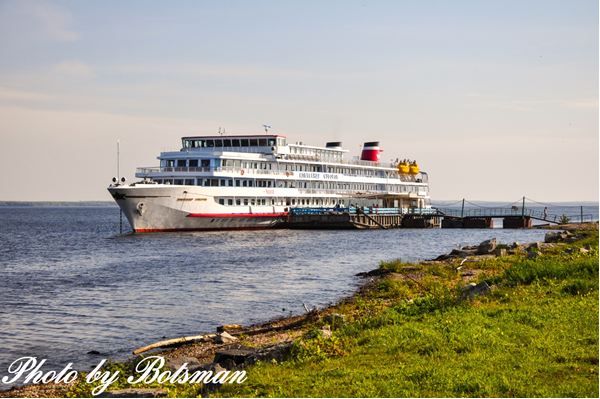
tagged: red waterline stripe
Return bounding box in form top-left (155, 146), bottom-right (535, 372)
top-left (186, 213), bottom-right (288, 218)
top-left (135, 226), bottom-right (272, 233)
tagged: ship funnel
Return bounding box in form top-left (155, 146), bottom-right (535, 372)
top-left (360, 141), bottom-right (381, 162)
top-left (326, 141), bottom-right (342, 150)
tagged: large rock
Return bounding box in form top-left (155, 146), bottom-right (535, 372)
top-left (494, 248), bottom-right (507, 257)
top-left (460, 282), bottom-right (492, 300)
top-left (525, 242), bottom-right (541, 251)
top-left (165, 357), bottom-right (200, 373)
top-left (566, 234), bottom-right (586, 244)
top-left (545, 231), bottom-right (567, 243)
top-left (565, 247), bottom-right (589, 254)
top-left (244, 341), bottom-right (294, 367)
top-left (98, 389), bottom-right (167, 398)
top-left (451, 249), bottom-right (476, 258)
top-left (213, 346), bottom-right (257, 366)
top-left (476, 239), bottom-right (497, 255)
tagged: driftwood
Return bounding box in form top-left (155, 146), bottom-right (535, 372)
top-left (133, 333), bottom-right (216, 355)
top-left (132, 312), bottom-right (316, 355)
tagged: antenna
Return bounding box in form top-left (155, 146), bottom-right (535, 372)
top-left (263, 124), bottom-right (271, 134)
top-left (117, 140), bottom-right (121, 181)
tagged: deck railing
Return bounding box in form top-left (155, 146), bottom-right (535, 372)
top-left (136, 166), bottom-right (426, 182)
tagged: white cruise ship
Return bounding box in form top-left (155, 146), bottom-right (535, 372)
top-left (107, 133), bottom-right (431, 232)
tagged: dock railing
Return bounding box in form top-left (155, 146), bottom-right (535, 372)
top-left (437, 207), bottom-right (595, 224)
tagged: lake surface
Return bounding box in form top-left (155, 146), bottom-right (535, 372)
top-left (0, 205), bottom-right (596, 383)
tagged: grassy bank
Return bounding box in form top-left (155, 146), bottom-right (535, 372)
top-left (213, 229), bottom-right (598, 398)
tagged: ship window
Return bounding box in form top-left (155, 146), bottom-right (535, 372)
top-left (174, 179), bottom-right (184, 185)
top-left (236, 199), bottom-right (241, 205)
top-left (166, 160), bottom-right (175, 167)
top-left (196, 140), bottom-right (205, 147)
top-left (183, 140), bottom-right (191, 148)
top-left (219, 198), bottom-right (224, 205)
top-left (197, 179), bottom-right (203, 186)
top-left (206, 140), bottom-right (214, 148)
top-left (228, 180), bottom-right (233, 186)
top-left (228, 199), bottom-right (233, 206)
top-left (236, 180), bottom-right (241, 187)
top-left (292, 199), bottom-right (296, 205)
top-left (203, 179), bottom-right (210, 186)
top-left (223, 139), bottom-right (232, 147)
top-left (232, 139), bottom-right (240, 146)
top-left (234, 160), bottom-right (241, 167)
top-left (201, 159), bottom-right (210, 167)
top-left (241, 139), bottom-right (249, 147)
top-left (248, 180), bottom-right (253, 187)
top-left (250, 139), bottom-right (258, 146)
top-left (210, 179), bottom-right (218, 186)
top-left (261, 199), bottom-right (266, 205)
top-left (253, 163), bottom-right (258, 169)
top-left (271, 199), bottom-right (275, 205)
top-left (154, 179), bottom-right (162, 184)
top-left (259, 138), bottom-right (267, 146)
top-left (251, 199), bottom-right (256, 206)
top-left (177, 160), bottom-right (186, 167)
top-left (185, 179), bottom-right (195, 186)
top-left (268, 138), bottom-right (276, 146)
top-left (244, 199), bottom-right (249, 205)
top-left (220, 179), bottom-right (226, 186)
top-left (215, 139), bottom-right (223, 147)
top-left (189, 159), bottom-right (198, 167)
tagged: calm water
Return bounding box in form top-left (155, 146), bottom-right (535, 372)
top-left (0, 205), bottom-right (597, 383)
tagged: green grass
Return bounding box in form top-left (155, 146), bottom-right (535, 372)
top-left (64, 230), bottom-right (599, 398)
top-left (214, 231), bottom-right (599, 398)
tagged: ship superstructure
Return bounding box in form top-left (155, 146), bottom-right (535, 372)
top-left (108, 134), bottom-right (431, 232)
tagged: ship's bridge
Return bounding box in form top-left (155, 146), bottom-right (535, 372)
top-left (182, 135), bottom-right (285, 151)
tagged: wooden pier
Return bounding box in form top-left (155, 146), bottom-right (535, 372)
top-left (278, 207), bottom-right (440, 229)
top-left (276, 200), bottom-right (595, 230)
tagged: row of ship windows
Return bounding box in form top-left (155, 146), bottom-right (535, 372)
top-left (216, 198), bottom-right (346, 207)
top-left (162, 159), bottom-right (381, 176)
top-left (153, 178), bottom-right (427, 193)
top-left (182, 137), bottom-right (283, 149)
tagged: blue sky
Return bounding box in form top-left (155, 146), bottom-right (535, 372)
top-left (0, 0), bottom-right (597, 201)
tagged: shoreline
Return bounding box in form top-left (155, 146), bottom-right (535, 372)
top-left (1, 222), bottom-right (597, 398)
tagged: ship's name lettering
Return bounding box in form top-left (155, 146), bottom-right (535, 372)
top-left (298, 172), bottom-right (339, 180)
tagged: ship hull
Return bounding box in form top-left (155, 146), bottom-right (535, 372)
top-left (108, 185), bottom-right (287, 232)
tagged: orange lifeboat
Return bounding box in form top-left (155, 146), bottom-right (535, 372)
top-left (409, 161), bottom-right (420, 175)
top-left (397, 161), bottom-right (410, 174)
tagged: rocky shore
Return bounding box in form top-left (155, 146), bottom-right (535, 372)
top-left (1, 222), bottom-right (597, 398)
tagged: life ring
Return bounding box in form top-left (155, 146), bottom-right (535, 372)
top-left (286, 171), bottom-right (290, 177)
top-left (241, 170), bottom-right (245, 175)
